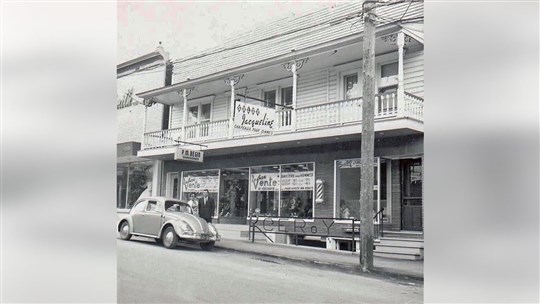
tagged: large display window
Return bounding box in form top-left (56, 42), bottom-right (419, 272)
top-left (249, 162), bottom-right (315, 218)
top-left (117, 161), bottom-right (154, 209)
top-left (335, 158), bottom-right (388, 223)
top-left (181, 169), bottom-right (220, 218)
top-left (219, 168), bottom-right (249, 224)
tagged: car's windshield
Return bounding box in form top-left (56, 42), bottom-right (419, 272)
top-left (164, 200), bottom-right (192, 214)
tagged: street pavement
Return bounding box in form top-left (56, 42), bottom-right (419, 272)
top-left (118, 237), bottom-right (423, 303)
top-left (215, 239), bottom-right (423, 282)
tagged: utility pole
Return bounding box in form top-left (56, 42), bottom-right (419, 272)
top-left (359, 0), bottom-right (376, 272)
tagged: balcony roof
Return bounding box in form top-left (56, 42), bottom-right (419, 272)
top-left (170, 2), bottom-right (422, 83)
top-left (137, 2), bottom-right (423, 101)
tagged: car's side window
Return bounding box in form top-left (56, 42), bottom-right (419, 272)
top-left (132, 201), bottom-right (146, 213)
top-left (145, 201), bottom-right (159, 213)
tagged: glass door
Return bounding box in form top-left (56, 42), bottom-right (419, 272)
top-left (401, 158), bottom-right (423, 231)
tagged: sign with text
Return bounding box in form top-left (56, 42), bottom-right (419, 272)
top-left (250, 173), bottom-right (280, 191)
top-left (182, 175), bottom-right (219, 192)
top-left (234, 101), bottom-right (276, 135)
top-left (280, 172), bottom-right (315, 191)
top-left (175, 148), bottom-right (204, 163)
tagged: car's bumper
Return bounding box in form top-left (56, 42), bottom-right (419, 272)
top-left (178, 232), bottom-right (219, 242)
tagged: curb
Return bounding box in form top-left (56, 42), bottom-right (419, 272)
top-left (214, 243), bottom-right (424, 284)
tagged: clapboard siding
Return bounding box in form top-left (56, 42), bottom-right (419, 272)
top-left (404, 50), bottom-right (424, 97)
top-left (170, 104), bottom-right (184, 129)
top-left (297, 69), bottom-right (330, 107)
top-left (213, 94), bottom-right (229, 121)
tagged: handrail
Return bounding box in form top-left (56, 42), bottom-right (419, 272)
top-left (404, 91), bottom-right (424, 102)
top-left (373, 207), bottom-right (385, 220)
top-left (373, 207), bottom-right (385, 238)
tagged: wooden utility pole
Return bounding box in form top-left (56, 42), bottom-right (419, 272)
top-left (360, 0), bottom-right (376, 272)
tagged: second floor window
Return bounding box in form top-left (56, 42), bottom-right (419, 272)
top-left (187, 103), bottom-right (211, 124)
top-left (344, 73), bottom-right (361, 99)
top-left (263, 90), bottom-right (276, 108)
top-left (281, 86), bottom-right (293, 106)
top-left (381, 62), bottom-right (398, 78)
top-left (264, 87), bottom-right (293, 108)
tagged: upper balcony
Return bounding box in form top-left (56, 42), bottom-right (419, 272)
top-left (139, 91), bottom-right (423, 157)
top-left (136, 24), bottom-right (424, 158)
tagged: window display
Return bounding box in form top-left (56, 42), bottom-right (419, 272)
top-left (181, 169), bottom-right (220, 217)
top-left (335, 158), bottom-right (382, 221)
top-left (219, 168), bottom-right (249, 224)
top-left (249, 162), bottom-right (315, 218)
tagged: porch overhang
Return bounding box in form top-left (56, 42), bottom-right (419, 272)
top-left (136, 23), bottom-right (407, 103)
top-left (137, 117), bottom-right (423, 160)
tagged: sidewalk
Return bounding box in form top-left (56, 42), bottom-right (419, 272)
top-left (214, 238), bottom-right (423, 282)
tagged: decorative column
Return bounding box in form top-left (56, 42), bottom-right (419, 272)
top-left (224, 75), bottom-right (243, 138)
top-left (397, 32), bottom-right (405, 117)
top-left (283, 58), bottom-right (308, 130)
top-left (141, 98), bottom-right (155, 148)
top-left (181, 87), bottom-right (193, 141)
top-left (381, 32), bottom-right (412, 117)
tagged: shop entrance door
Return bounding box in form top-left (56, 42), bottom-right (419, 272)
top-left (401, 158), bottom-right (423, 231)
top-left (219, 168), bottom-right (249, 224)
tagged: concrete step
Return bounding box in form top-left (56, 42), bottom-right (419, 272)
top-left (374, 246), bottom-right (423, 255)
top-left (374, 251), bottom-right (422, 260)
top-left (382, 231), bottom-right (424, 239)
top-left (378, 238), bottom-right (424, 248)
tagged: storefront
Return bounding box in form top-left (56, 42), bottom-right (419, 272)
top-left (160, 135), bottom-right (423, 231)
top-left (117, 142), bottom-right (156, 209)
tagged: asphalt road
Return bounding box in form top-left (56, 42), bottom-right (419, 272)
top-left (118, 237), bottom-right (422, 303)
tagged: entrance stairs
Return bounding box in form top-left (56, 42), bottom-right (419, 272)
top-left (374, 231), bottom-right (424, 260)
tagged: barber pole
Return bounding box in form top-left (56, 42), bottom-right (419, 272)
top-left (315, 179), bottom-right (324, 203)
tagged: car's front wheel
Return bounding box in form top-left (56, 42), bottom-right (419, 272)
top-left (200, 241), bottom-right (215, 251)
top-left (162, 226), bottom-right (178, 249)
top-left (119, 221), bottom-right (132, 240)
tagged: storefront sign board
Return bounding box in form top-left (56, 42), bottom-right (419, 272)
top-left (182, 176), bottom-right (219, 192)
top-left (234, 101), bottom-right (276, 135)
top-left (280, 172), bottom-right (315, 191)
top-left (250, 173), bottom-right (280, 191)
top-left (175, 148), bottom-right (204, 163)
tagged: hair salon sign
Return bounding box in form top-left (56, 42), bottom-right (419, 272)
top-left (234, 101), bottom-right (276, 135)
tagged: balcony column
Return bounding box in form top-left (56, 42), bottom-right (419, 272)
top-left (224, 75), bottom-right (243, 138)
top-left (141, 98), bottom-right (155, 148)
top-left (283, 58), bottom-right (308, 130)
top-left (397, 32), bottom-right (405, 116)
top-left (180, 87), bottom-right (194, 141)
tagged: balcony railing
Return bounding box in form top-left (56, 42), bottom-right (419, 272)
top-left (142, 92), bottom-right (423, 150)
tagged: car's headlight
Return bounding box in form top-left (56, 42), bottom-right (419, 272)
top-left (179, 221), bottom-right (194, 234)
top-left (208, 224), bottom-right (217, 236)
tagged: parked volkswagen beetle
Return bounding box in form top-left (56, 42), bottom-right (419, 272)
top-left (117, 197), bottom-right (219, 250)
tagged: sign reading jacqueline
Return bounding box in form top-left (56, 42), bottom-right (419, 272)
top-left (234, 101), bottom-right (276, 135)
top-left (175, 148), bottom-right (204, 163)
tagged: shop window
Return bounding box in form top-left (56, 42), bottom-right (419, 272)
top-left (279, 163), bottom-right (314, 218)
top-left (249, 162), bottom-right (315, 218)
top-left (219, 168), bottom-right (249, 221)
top-left (117, 165), bottom-right (129, 208)
top-left (126, 161), bottom-right (153, 208)
top-left (249, 166), bottom-right (280, 216)
top-left (181, 169), bottom-right (220, 217)
top-left (335, 158), bottom-right (383, 221)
